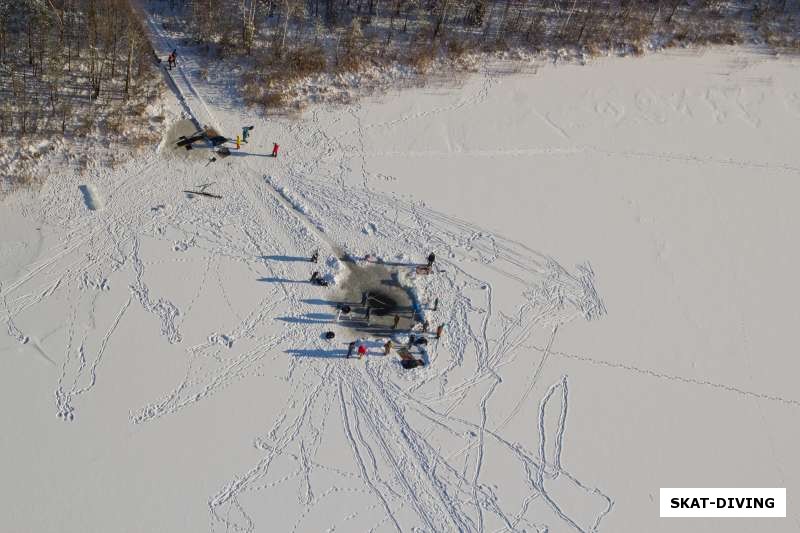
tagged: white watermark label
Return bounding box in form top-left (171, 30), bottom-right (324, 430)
top-left (660, 488), bottom-right (786, 517)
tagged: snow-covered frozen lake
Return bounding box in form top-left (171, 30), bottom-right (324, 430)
top-left (2, 43), bottom-right (800, 532)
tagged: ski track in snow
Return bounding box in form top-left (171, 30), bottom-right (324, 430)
top-left (13, 5), bottom-right (799, 532)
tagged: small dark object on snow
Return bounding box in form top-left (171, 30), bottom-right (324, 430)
top-left (310, 271), bottom-right (329, 286)
top-left (341, 305), bottom-right (351, 315)
top-left (325, 331), bottom-right (335, 340)
top-left (401, 359), bottom-right (426, 370)
top-left (184, 190), bottom-right (222, 199)
top-left (311, 250), bottom-right (319, 263)
top-left (216, 147), bottom-right (231, 158)
top-left (176, 133), bottom-right (204, 147)
top-left (427, 252), bottom-right (436, 267)
top-left (422, 320), bottom-right (429, 333)
top-left (415, 337), bottom-right (428, 346)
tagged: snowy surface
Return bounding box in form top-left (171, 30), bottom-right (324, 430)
top-left (2, 39), bottom-right (800, 532)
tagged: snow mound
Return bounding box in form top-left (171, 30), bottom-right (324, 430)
top-left (78, 184), bottom-right (104, 211)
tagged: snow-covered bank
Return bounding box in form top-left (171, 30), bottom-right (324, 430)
top-left (2, 45), bottom-right (800, 533)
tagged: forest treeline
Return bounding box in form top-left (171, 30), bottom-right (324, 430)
top-left (0, 0), bottom-right (161, 140)
top-left (1, 0), bottom-right (798, 137)
top-left (160, 0), bottom-right (800, 109)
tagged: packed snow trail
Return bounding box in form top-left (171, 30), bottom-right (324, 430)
top-left (139, 5), bottom-right (218, 131)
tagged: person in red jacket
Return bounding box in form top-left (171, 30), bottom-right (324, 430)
top-left (272, 143), bottom-right (280, 157)
top-left (357, 344), bottom-right (367, 359)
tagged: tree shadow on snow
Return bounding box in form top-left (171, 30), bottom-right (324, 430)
top-left (286, 348), bottom-right (349, 358)
top-left (257, 277), bottom-right (310, 284)
top-left (260, 255), bottom-right (311, 263)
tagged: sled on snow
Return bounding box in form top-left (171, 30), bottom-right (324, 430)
top-left (184, 190), bottom-right (222, 199)
top-left (397, 347), bottom-right (425, 369)
top-left (184, 182), bottom-right (221, 199)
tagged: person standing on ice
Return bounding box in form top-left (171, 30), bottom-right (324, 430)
top-left (384, 340), bottom-right (393, 355)
top-left (272, 143), bottom-right (280, 158)
top-left (242, 126), bottom-right (253, 143)
top-left (436, 324), bottom-right (444, 339)
top-left (346, 341), bottom-right (356, 358)
top-left (358, 344), bottom-right (367, 359)
top-left (235, 135), bottom-right (241, 150)
top-left (427, 252), bottom-right (435, 268)
top-left (392, 314), bottom-right (400, 329)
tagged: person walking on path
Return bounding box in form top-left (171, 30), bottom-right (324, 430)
top-left (432, 298), bottom-right (439, 311)
top-left (272, 143), bottom-right (280, 157)
top-left (358, 344), bottom-right (367, 359)
top-left (392, 314), bottom-right (400, 329)
top-left (365, 306), bottom-right (371, 324)
top-left (384, 340), bottom-right (393, 355)
top-left (427, 252), bottom-right (436, 268)
top-left (347, 341), bottom-right (356, 358)
top-left (436, 324), bottom-right (444, 339)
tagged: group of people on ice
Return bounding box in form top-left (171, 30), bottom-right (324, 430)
top-left (232, 125), bottom-right (279, 158)
top-left (306, 250), bottom-right (445, 368)
top-left (162, 47), bottom-right (282, 160)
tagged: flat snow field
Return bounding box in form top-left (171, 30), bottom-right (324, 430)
top-left (2, 44), bottom-right (800, 533)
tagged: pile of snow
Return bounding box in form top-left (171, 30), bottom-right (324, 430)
top-left (318, 255), bottom-right (343, 286)
top-left (78, 184), bottom-right (104, 211)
